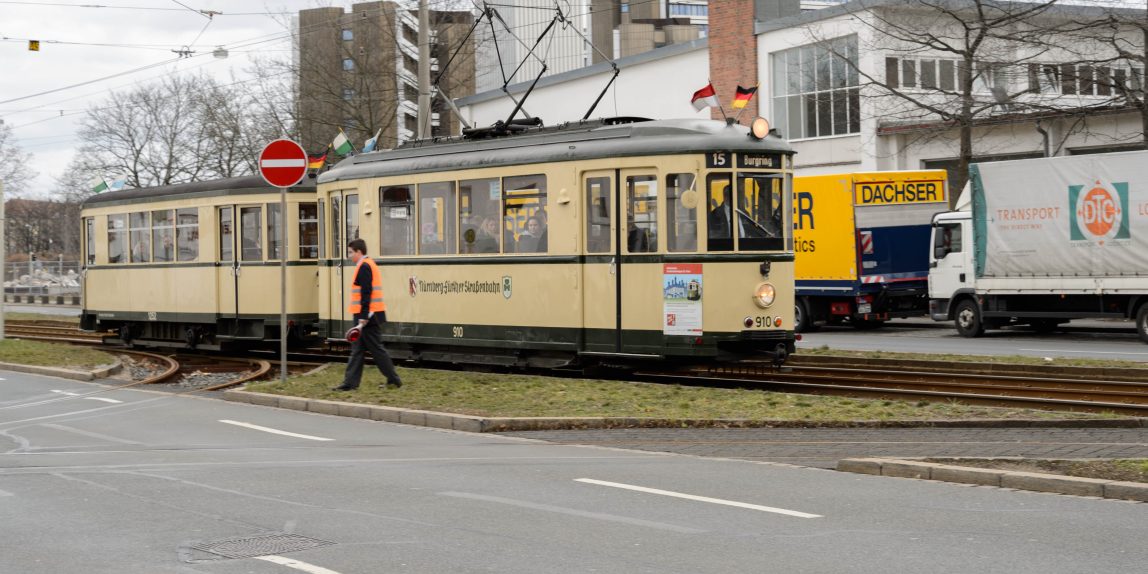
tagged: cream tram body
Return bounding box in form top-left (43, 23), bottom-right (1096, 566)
top-left (317, 118), bottom-right (796, 366)
top-left (80, 176), bottom-right (320, 349)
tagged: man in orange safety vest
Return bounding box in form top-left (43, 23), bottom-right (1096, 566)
top-left (333, 238), bottom-right (403, 391)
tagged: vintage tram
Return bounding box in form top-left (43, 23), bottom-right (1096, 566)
top-left (316, 117), bottom-right (797, 366)
top-left (79, 176), bottom-right (320, 349)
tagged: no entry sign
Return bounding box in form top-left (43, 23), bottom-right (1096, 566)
top-left (258, 139), bottom-right (308, 188)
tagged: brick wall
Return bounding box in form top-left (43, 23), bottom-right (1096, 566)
top-left (707, 0), bottom-right (758, 122)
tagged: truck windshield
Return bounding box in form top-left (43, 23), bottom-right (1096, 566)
top-left (737, 174), bottom-right (785, 251)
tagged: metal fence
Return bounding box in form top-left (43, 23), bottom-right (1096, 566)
top-left (4, 260), bottom-right (83, 295)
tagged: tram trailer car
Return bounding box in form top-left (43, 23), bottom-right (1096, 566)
top-left (316, 117), bottom-right (797, 367)
top-left (793, 170), bottom-right (948, 332)
top-left (929, 151), bottom-right (1148, 342)
top-left (80, 176), bottom-right (321, 349)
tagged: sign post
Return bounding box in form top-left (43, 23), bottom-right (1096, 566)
top-left (258, 139), bottom-right (308, 384)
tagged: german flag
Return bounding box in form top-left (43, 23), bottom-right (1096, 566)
top-left (307, 152), bottom-right (327, 169)
top-left (732, 85), bottom-right (758, 109)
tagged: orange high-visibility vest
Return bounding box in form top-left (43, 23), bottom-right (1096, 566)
top-left (348, 257), bottom-right (386, 314)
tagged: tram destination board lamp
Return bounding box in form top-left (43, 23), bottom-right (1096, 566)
top-left (258, 139), bottom-right (309, 384)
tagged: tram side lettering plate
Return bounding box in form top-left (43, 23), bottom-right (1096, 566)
top-left (737, 153), bottom-right (782, 169)
top-left (706, 152), bottom-right (732, 169)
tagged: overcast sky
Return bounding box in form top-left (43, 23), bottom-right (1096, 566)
top-left (0, 0), bottom-right (378, 196)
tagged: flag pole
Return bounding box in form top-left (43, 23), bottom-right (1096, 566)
top-left (711, 78), bottom-right (730, 123)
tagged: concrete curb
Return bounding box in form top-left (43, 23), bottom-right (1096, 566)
top-left (836, 458), bottom-right (1148, 503)
top-left (0, 357), bottom-right (122, 382)
top-left (222, 390), bottom-right (1148, 432)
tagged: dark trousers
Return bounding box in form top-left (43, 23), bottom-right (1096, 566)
top-left (342, 319), bottom-right (401, 388)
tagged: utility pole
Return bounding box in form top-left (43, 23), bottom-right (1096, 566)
top-left (0, 181), bottom-right (6, 342)
top-left (417, 0), bottom-right (431, 139)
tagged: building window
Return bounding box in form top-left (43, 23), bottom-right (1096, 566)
top-left (342, 28), bottom-right (353, 41)
top-left (343, 58), bottom-right (354, 71)
top-left (402, 24), bottom-right (417, 45)
top-left (886, 57), bottom-right (960, 92)
top-left (771, 36), bottom-right (859, 140)
top-left (404, 114), bottom-right (418, 133)
top-left (343, 88), bottom-right (355, 101)
top-left (403, 53), bottom-right (417, 75)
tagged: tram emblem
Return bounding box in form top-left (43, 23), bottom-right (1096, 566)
top-left (502, 276), bottom-right (513, 299)
top-left (408, 276), bottom-right (418, 297)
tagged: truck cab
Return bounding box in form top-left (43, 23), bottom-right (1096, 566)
top-left (928, 211), bottom-right (976, 332)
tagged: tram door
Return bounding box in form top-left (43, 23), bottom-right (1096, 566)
top-left (328, 191), bottom-right (360, 334)
top-left (581, 171), bottom-right (617, 353)
top-left (620, 169), bottom-right (660, 353)
top-left (216, 206), bottom-right (238, 321)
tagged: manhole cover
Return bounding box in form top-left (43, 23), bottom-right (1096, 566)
top-left (191, 533), bottom-right (334, 559)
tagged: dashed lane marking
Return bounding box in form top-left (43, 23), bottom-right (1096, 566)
top-left (575, 478), bottom-right (822, 519)
top-left (254, 555), bottom-right (342, 574)
top-left (84, 397), bottom-right (122, 404)
top-left (1019, 348), bottom-right (1148, 356)
top-left (439, 491), bottom-right (707, 533)
top-left (218, 420), bottom-right (334, 442)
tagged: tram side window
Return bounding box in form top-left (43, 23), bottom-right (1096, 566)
top-left (151, 209), bottom-right (174, 262)
top-left (84, 218), bottom-right (95, 266)
top-left (380, 186), bottom-right (414, 256)
top-left (586, 177), bottom-right (611, 254)
top-left (107, 215), bottom-right (126, 264)
top-left (176, 208), bottom-right (198, 262)
top-left (317, 200), bottom-right (326, 260)
top-left (459, 178), bottom-right (500, 254)
top-left (219, 207), bottom-right (234, 262)
top-left (666, 173), bottom-right (698, 252)
top-left (240, 206), bottom-right (262, 261)
top-left (129, 212), bottom-right (150, 263)
top-left (344, 194), bottom-right (360, 245)
top-left (299, 203), bottom-right (319, 259)
top-left (706, 174), bottom-right (734, 252)
top-left (267, 203), bottom-right (282, 261)
top-left (737, 174), bottom-right (785, 251)
top-left (625, 175), bottom-right (657, 253)
top-left (418, 182), bottom-right (457, 255)
top-left (503, 174), bottom-right (547, 254)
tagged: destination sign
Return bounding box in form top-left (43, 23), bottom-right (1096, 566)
top-left (737, 153), bottom-right (783, 169)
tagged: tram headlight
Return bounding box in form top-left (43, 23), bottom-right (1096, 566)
top-left (752, 283), bottom-right (776, 309)
top-left (750, 117), bottom-right (771, 140)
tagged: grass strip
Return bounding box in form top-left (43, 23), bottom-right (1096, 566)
top-left (0, 340), bottom-right (114, 369)
top-left (4, 312), bottom-right (80, 324)
top-left (247, 365), bottom-right (1113, 421)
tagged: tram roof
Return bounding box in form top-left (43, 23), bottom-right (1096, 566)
top-left (82, 175), bottom-right (317, 209)
top-left (318, 118), bottom-right (795, 184)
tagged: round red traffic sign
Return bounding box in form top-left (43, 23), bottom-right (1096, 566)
top-left (258, 139), bottom-right (308, 188)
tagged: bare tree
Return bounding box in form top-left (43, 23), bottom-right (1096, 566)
top-left (814, 0), bottom-right (1063, 195)
top-left (0, 119), bottom-right (37, 195)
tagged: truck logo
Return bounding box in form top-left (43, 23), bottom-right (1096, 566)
top-left (1070, 181), bottom-right (1129, 241)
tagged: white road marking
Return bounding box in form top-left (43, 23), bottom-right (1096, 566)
top-left (218, 420), bottom-right (333, 442)
top-left (255, 555), bottom-right (342, 574)
top-left (575, 478), bottom-right (822, 519)
top-left (0, 488), bottom-right (12, 497)
top-left (51, 390), bottom-right (81, 396)
top-left (260, 159), bottom-right (307, 168)
top-left (1019, 348), bottom-right (1148, 356)
top-left (41, 423), bottom-right (142, 445)
top-left (83, 397), bottom-right (122, 404)
top-left (439, 491), bottom-right (706, 534)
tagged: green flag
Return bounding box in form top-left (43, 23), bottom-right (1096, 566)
top-left (332, 130), bottom-right (353, 156)
top-left (90, 177), bottom-right (109, 194)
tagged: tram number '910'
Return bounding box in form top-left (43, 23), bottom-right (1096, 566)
top-left (753, 316), bottom-right (774, 328)
top-left (452, 326), bottom-right (464, 338)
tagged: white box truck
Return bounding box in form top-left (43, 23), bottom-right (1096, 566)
top-left (928, 150), bottom-right (1148, 342)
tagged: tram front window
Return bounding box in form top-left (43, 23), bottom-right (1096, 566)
top-left (736, 174), bottom-right (785, 251)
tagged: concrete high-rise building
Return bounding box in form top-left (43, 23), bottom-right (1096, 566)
top-left (473, 0), bottom-right (590, 93)
top-left (297, 2), bottom-right (474, 154)
top-left (591, 1), bottom-right (706, 64)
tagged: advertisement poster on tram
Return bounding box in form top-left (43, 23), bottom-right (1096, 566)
top-left (663, 264), bottom-right (703, 335)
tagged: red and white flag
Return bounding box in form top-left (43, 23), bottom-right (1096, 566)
top-left (691, 83), bottom-right (719, 111)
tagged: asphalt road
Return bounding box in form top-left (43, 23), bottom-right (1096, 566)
top-left (2, 371), bottom-right (1147, 573)
top-left (799, 318), bottom-right (1148, 362)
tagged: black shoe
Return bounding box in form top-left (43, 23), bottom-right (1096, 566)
top-left (381, 379), bottom-right (402, 389)
top-left (331, 385), bottom-right (356, 391)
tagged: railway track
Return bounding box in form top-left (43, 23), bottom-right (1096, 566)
top-left (4, 320), bottom-right (1147, 415)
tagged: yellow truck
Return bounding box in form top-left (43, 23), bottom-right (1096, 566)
top-left (793, 170), bottom-right (948, 332)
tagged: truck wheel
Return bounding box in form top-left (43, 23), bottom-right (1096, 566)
top-left (1137, 306), bottom-right (1148, 344)
top-left (954, 299), bottom-right (984, 338)
top-left (795, 300), bottom-right (819, 333)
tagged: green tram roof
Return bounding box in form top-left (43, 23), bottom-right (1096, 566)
top-left (318, 118), bottom-right (795, 184)
top-left (82, 175), bottom-right (317, 209)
